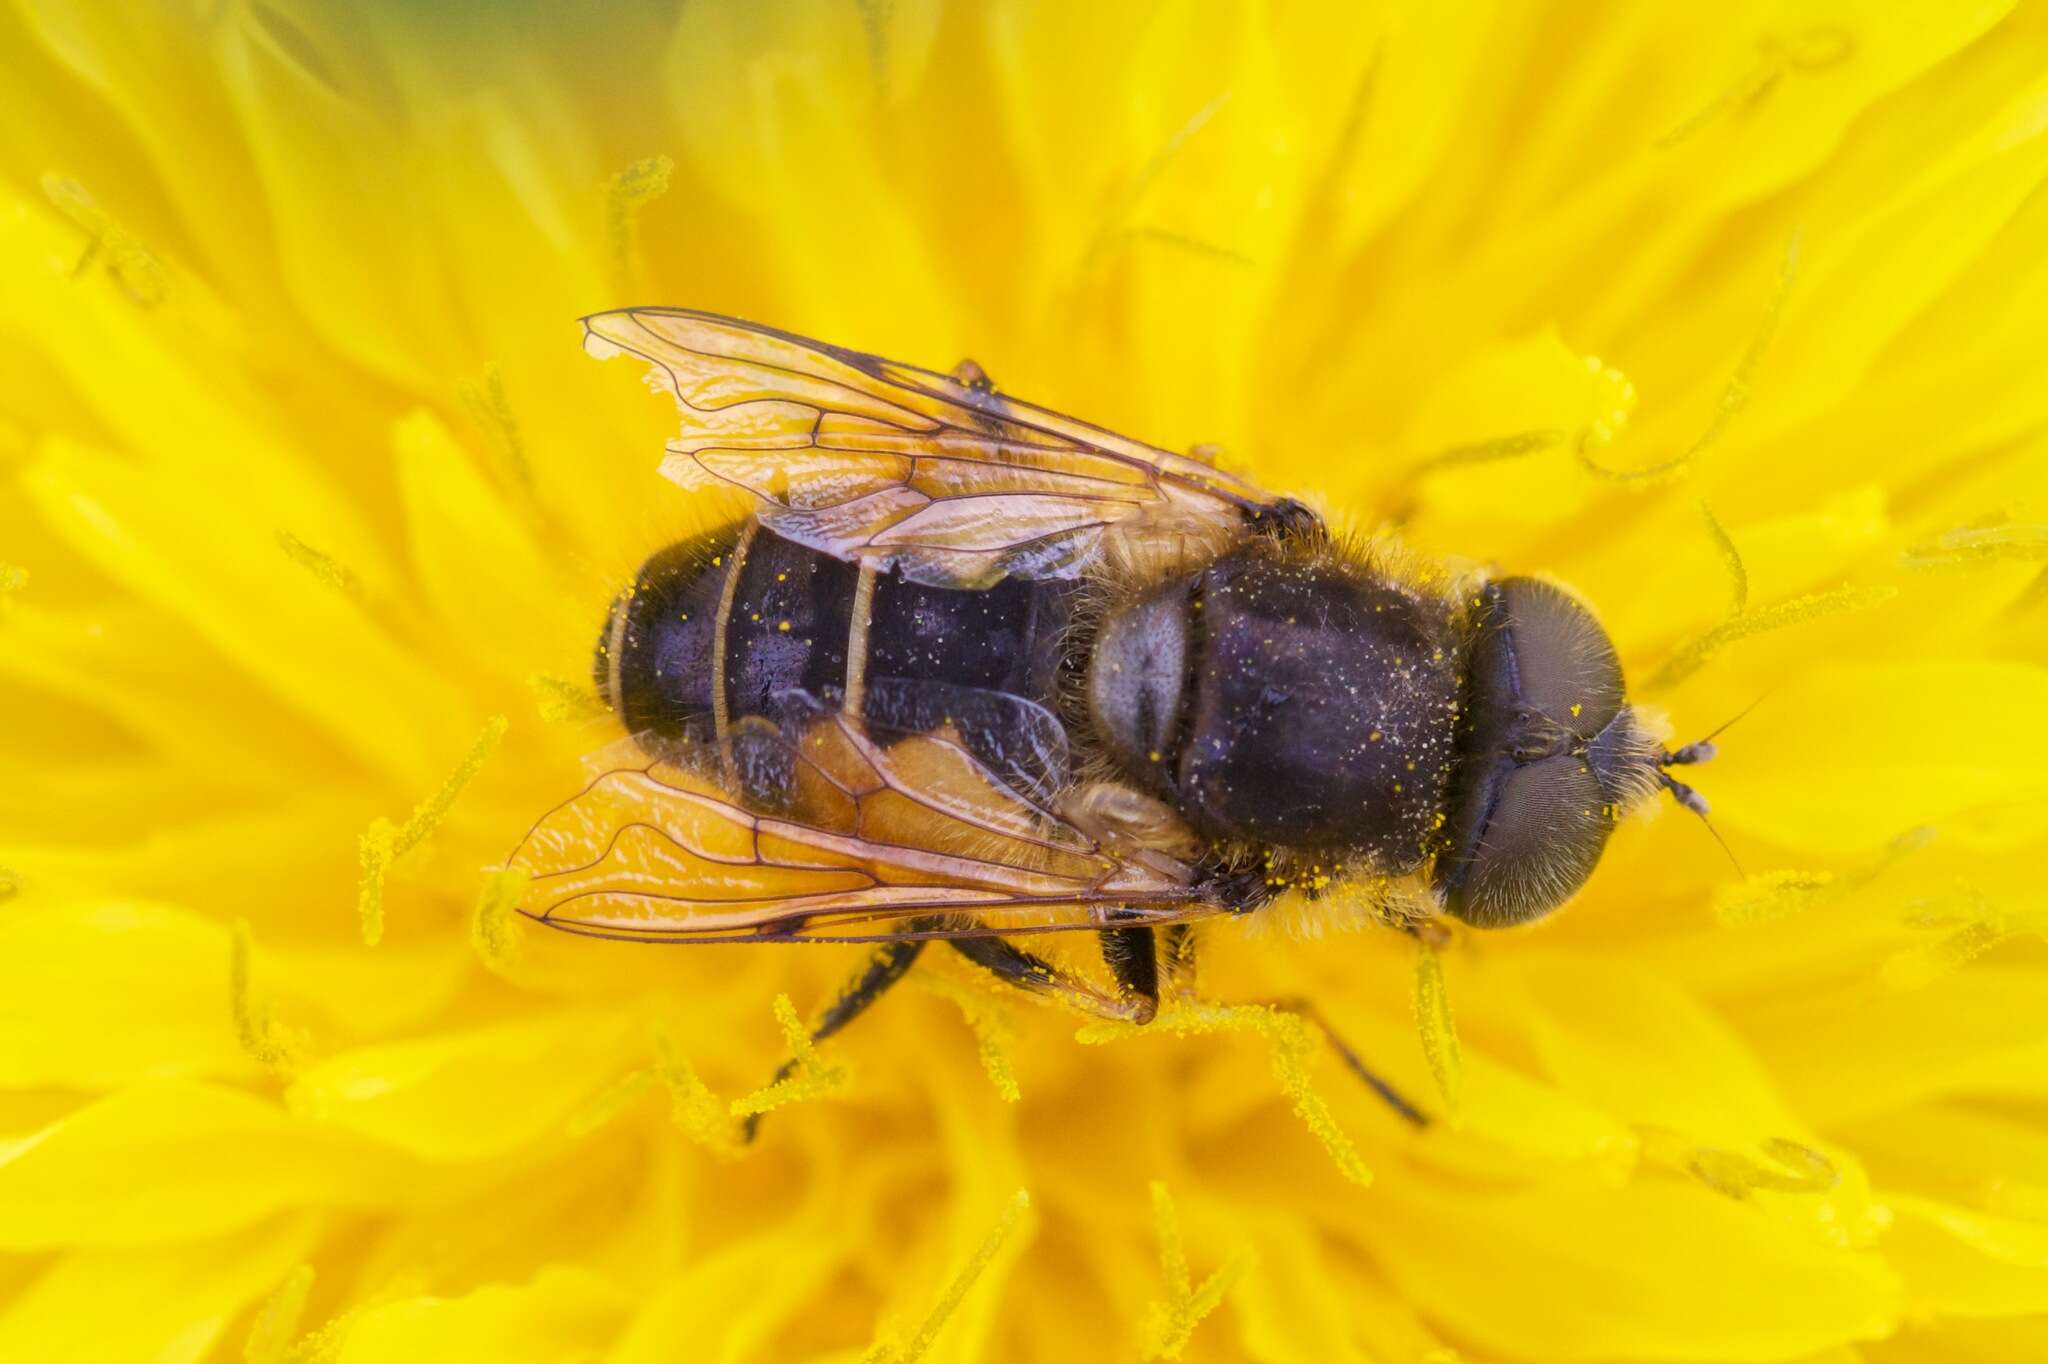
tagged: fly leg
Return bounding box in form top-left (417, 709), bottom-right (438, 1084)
top-left (1254, 995), bottom-right (1429, 1127)
top-left (949, 930), bottom-right (1159, 1024)
top-left (741, 937), bottom-right (925, 1142)
top-left (1163, 930), bottom-right (1428, 1127)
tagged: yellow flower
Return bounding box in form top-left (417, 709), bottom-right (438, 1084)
top-left (4, 1), bottom-right (2048, 1361)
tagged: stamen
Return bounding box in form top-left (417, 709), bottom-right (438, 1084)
top-left (1413, 937), bottom-right (1464, 1125)
top-left (355, 818), bottom-right (396, 947)
top-left (1416, 428), bottom-right (1565, 474)
top-left (42, 173), bottom-right (169, 307)
top-left (1714, 870), bottom-right (1837, 925)
top-left (229, 919), bottom-right (309, 1071)
top-left (527, 672), bottom-right (605, 723)
top-left (1128, 227), bottom-right (1256, 267)
top-left (649, 1023), bottom-right (744, 1156)
top-left (275, 530), bottom-right (364, 600)
top-left (606, 154), bottom-right (674, 286)
top-left (1697, 500), bottom-right (1751, 613)
top-left (915, 972), bottom-right (1022, 1103)
top-left (865, 1190), bottom-right (1032, 1364)
top-left (354, 715), bottom-right (510, 945)
top-left (1579, 234), bottom-right (1799, 485)
top-left (1647, 583), bottom-right (1895, 689)
top-left (1655, 25), bottom-right (1856, 148)
top-left (1904, 519), bottom-right (2048, 568)
top-left (1081, 92), bottom-right (1232, 275)
top-left (1686, 1139), bottom-right (1840, 1199)
top-left (1142, 1182), bottom-right (1255, 1361)
top-left (730, 994), bottom-right (851, 1119)
top-left (1880, 886), bottom-right (2034, 992)
top-left (242, 1264), bottom-right (316, 1364)
top-left (1713, 825), bottom-right (1933, 925)
top-left (1078, 1001), bottom-right (1373, 1185)
top-left (455, 363), bottom-right (534, 488)
top-left (563, 1068), bottom-right (657, 1139)
top-left (471, 866), bottom-right (529, 970)
top-left (854, 0), bottom-right (892, 93)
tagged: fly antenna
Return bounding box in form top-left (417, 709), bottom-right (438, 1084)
top-left (1660, 771), bottom-right (1745, 877)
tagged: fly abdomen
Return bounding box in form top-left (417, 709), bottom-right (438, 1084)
top-left (599, 525), bottom-right (1080, 795)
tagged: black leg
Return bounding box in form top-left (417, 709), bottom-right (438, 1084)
top-left (948, 933), bottom-right (1154, 1022)
top-left (1166, 929), bottom-right (1425, 1126)
top-left (1257, 995), bottom-right (1429, 1127)
top-left (741, 938), bottom-right (924, 1142)
top-left (1097, 924), bottom-right (1161, 1024)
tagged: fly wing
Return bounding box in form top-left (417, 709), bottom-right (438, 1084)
top-left (583, 308), bottom-right (1303, 589)
top-left (507, 699), bottom-right (1219, 943)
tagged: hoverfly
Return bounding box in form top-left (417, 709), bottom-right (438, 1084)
top-left (509, 309), bottom-right (1718, 1126)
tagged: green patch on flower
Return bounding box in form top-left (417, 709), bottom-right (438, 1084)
top-left (1414, 938), bottom-right (1464, 1125)
top-left (732, 994), bottom-right (852, 1120)
top-left (244, 1264), bottom-right (315, 1364)
top-left (274, 530), bottom-right (364, 600)
top-left (470, 866), bottom-right (529, 970)
top-left (355, 715), bottom-right (509, 945)
top-left (1141, 1182), bottom-right (1254, 1361)
top-left (864, 1189), bottom-right (1031, 1364)
top-left (914, 971), bottom-right (1023, 1103)
top-left (1078, 1002), bottom-right (1372, 1186)
top-left (230, 919), bottom-right (311, 1072)
top-left (527, 672), bottom-right (606, 723)
top-left (456, 362), bottom-right (533, 488)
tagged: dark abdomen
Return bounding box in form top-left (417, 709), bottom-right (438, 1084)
top-left (598, 524), bottom-right (1081, 793)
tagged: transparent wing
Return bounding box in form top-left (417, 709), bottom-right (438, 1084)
top-left (507, 698), bottom-right (1221, 943)
top-left (583, 308), bottom-right (1305, 588)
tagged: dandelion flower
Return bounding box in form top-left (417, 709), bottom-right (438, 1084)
top-left (5, 2), bottom-right (2048, 1361)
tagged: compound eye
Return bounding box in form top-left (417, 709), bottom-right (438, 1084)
top-left (1442, 754), bottom-right (1611, 928)
top-left (1494, 578), bottom-right (1624, 739)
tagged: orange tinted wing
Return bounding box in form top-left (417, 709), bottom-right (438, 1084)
top-left (582, 308), bottom-right (1296, 588)
top-left (508, 705), bottom-right (1218, 943)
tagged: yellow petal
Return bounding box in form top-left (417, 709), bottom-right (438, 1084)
top-left (1369, 1178), bottom-right (1898, 1363)
top-left (20, 437), bottom-right (464, 784)
top-left (286, 1012), bottom-right (632, 1162)
top-left (335, 1267), bottom-right (630, 1364)
top-left (393, 410), bottom-right (584, 678)
top-left (0, 900), bottom-right (250, 1089)
top-left (1883, 1193), bottom-right (2048, 1318)
top-left (1710, 660), bottom-right (2048, 853)
top-left (0, 1215), bottom-right (315, 1364)
top-left (0, 1081), bottom-right (413, 1249)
